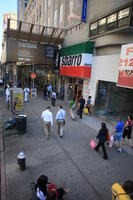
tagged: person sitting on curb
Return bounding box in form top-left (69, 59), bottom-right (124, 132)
top-left (36, 174), bottom-right (69, 200)
top-left (112, 180), bottom-right (133, 200)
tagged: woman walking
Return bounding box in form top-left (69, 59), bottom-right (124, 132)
top-left (95, 122), bottom-right (108, 160)
top-left (122, 115), bottom-right (133, 148)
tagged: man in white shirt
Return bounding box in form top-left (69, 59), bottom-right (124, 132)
top-left (41, 106), bottom-right (53, 139)
top-left (51, 91), bottom-right (56, 106)
top-left (24, 87), bottom-right (30, 102)
top-left (56, 105), bottom-right (66, 138)
top-left (5, 84), bottom-right (10, 109)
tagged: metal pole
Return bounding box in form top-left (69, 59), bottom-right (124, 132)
top-left (33, 64), bottom-right (34, 89)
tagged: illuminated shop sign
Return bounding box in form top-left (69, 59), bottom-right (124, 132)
top-left (117, 43), bottom-right (133, 89)
top-left (60, 41), bottom-right (94, 78)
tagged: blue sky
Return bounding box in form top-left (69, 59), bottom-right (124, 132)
top-left (0, 0), bottom-right (17, 61)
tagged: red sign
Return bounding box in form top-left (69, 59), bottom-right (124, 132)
top-left (60, 66), bottom-right (91, 78)
top-left (31, 73), bottom-right (36, 79)
top-left (117, 44), bottom-right (133, 89)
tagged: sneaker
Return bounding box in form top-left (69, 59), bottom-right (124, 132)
top-left (103, 156), bottom-right (108, 160)
top-left (118, 148), bottom-right (122, 152)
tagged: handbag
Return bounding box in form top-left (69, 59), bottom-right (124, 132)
top-left (60, 111), bottom-right (65, 126)
top-left (63, 119), bottom-right (65, 125)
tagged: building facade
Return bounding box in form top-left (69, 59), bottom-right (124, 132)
top-left (17, 0), bottom-right (133, 118)
top-left (17, 0), bottom-right (29, 21)
top-left (61, 0), bottom-right (133, 118)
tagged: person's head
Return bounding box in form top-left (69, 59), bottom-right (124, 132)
top-left (101, 122), bottom-right (107, 130)
top-left (128, 115), bottom-right (133, 121)
top-left (37, 175), bottom-right (48, 195)
top-left (123, 180), bottom-right (133, 194)
top-left (117, 117), bottom-right (121, 122)
top-left (47, 106), bottom-right (50, 110)
top-left (58, 105), bottom-right (62, 109)
top-left (37, 175), bottom-right (48, 188)
top-left (89, 96), bottom-right (91, 99)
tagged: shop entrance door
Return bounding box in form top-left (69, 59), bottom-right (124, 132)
top-left (67, 83), bottom-right (83, 103)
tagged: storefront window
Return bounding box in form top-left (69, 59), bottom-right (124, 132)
top-left (95, 81), bottom-right (133, 122)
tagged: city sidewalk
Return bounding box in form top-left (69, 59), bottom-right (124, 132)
top-left (1, 96), bottom-right (133, 200)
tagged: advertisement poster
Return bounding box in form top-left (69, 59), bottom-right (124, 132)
top-left (10, 88), bottom-right (23, 111)
top-left (14, 92), bottom-right (23, 111)
top-left (65, 0), bottom-right (82, 28)
top-left (83, 79), bottom-right (90, 102)
top-left (117, 43), bottom-right (133, 89)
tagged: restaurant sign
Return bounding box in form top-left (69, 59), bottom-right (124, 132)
top-left (117, 43), bottom-right (133, 89)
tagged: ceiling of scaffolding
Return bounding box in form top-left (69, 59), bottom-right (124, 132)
top-left (5, 19), bottom-right (66, 44)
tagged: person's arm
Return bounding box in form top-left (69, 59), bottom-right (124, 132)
top-left (124, 121), bottom-right (128, 128)
top-left (56, 112), bottom-right (59, 120)
top-left (51, 113), bottom-right (53, 126)
top-left (96, 130), bottom-right (100, 139)
top-left (41, 112), bottom-right (43, 119)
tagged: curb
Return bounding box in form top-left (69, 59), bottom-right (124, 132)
top-left (0, 99), bottom-right (6, 200)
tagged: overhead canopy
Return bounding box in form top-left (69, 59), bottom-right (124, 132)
top-left (5, 19), bottom-right (67, 45)
top-left (3, 19), bottom-right (67, 64)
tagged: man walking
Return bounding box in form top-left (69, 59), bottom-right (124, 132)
top-left (79, 96), bottom-right (85, 119)
top-left (56, 105), bottom-right (66, 138)
top-left (112, 117), bottom-right (124, 152)
top-left (41, 106), bottom-right (53, 139)
top-left (51, 91), bottom-right (56, 106)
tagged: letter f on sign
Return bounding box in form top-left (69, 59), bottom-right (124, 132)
top-left (126, 47), bottom-right (133, 56)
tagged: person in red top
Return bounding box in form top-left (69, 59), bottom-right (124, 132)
top-left (122, 115), bottom-right (133, 148)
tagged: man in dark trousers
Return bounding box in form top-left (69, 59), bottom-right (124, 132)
top-left (79, 95), bottom-right (85, 119)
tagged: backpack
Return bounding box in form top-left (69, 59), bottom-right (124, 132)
top-left (47, 183), bottom-right (58, 199)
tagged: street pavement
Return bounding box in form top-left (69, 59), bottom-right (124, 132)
top-left (2, 96), bottom-right (133, 200)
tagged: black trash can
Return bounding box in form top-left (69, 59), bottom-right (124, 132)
top-left (17, 151), bottom-right (26, 170)
top-left (16, 114), bottom-right (27, 134)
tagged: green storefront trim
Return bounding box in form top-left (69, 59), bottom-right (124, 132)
top-left (60, 41), bottom-right (94, 56)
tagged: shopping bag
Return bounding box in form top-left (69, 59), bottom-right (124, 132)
top-left (109, 135), bottom-right (114, 148)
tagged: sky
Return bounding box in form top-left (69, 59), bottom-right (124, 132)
top-left (0, 0), bottom-right (17, 61)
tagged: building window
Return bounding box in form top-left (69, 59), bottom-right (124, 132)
top-left (39, 5), bottom-right (41, 18)
top-left (118, 7), bottom-right (130, 27)
top-left (118, 7), bottom-right (129, 19)
top-left (107, 13), bottom-right (117, 31)
top-left (90, 22), bottom-right (97, 36)
top-left (89, 4), bottom-right (132, 38)
top-left (59, 4), bottom-right (63, 24)
top-left (98, 18), bottom-right (106, 34)
top-left (54, 9), bottom-right (58, 27)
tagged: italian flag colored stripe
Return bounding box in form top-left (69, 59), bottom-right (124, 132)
top-left (60, 66), bottom-right (91, 78)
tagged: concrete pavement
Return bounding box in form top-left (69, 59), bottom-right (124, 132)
top-left (2, 96), bottom-right (133, 200)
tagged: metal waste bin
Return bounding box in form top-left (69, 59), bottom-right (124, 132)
top-left (16, 114), bottom-right (27, 134)
top-left (17, 151), bottom-right (26, 170)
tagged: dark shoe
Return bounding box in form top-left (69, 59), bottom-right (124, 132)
top-left (60, 135), bottom-right (63, 138)
top-left (95, 148), bottom-right (98, 152)
top-left (103, 156), bottom-right (108, 160)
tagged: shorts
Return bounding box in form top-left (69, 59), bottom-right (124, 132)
top-left (114, 133), bottom-right (122, 142)
top-left (122, 128), bottom-right (132, 139)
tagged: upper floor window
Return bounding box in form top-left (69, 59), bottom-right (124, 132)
top-left (90, 21), bottom-right (97, 30)
top-left (89, 4), bottom-right (132, 38)
top-left (118, 7), bottom-right (129, 19)
top-left (107, 13), bottom-right (117, 24)
top-left (59, 4), bottom-right (63, 24)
